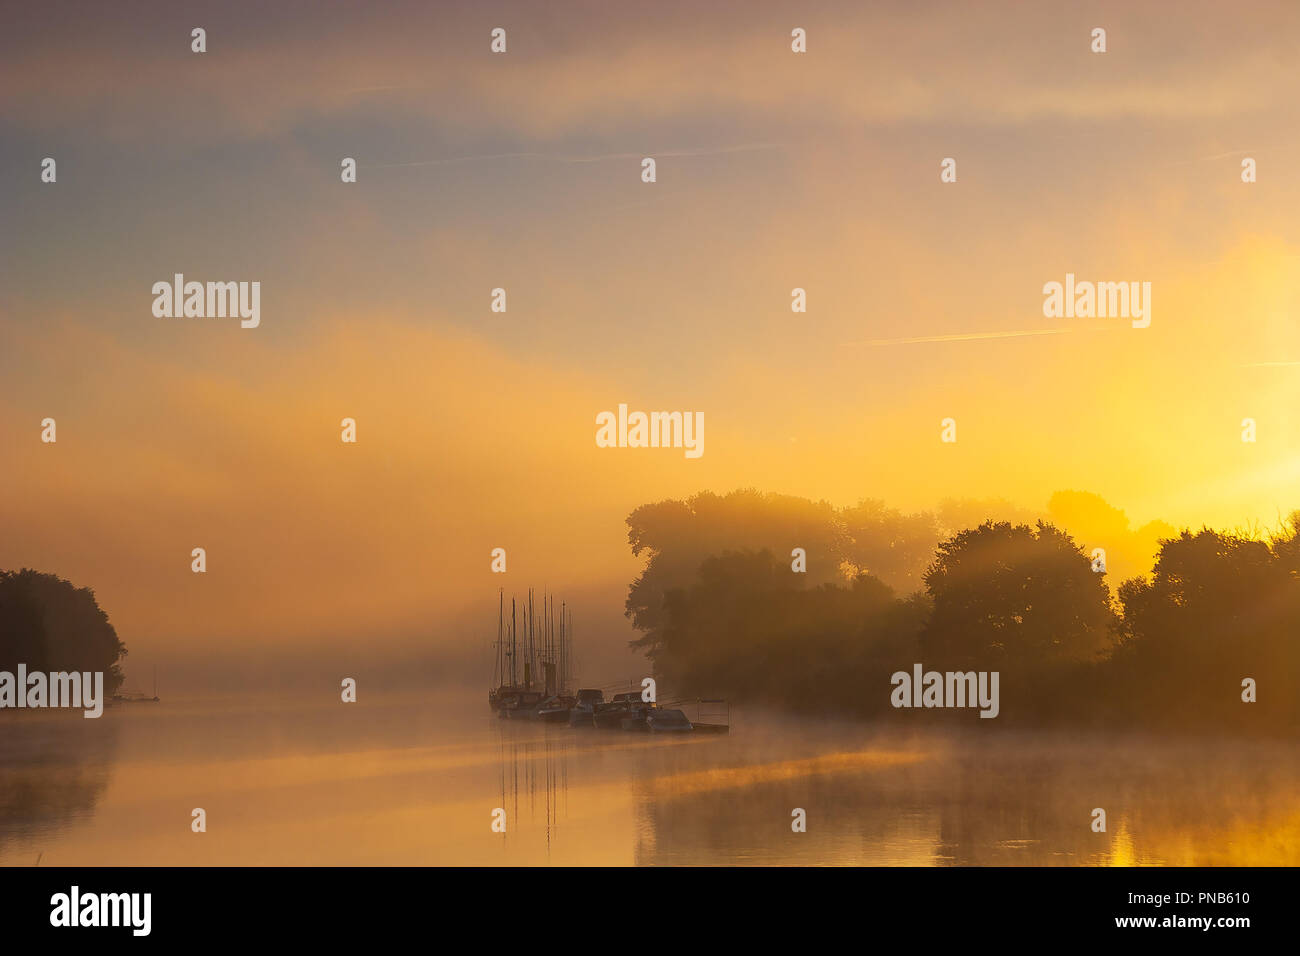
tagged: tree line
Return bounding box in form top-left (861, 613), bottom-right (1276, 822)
top-left (0, 569), bottom-right (126, 696)
top-left (625, 490), bottom-right (1299, 732)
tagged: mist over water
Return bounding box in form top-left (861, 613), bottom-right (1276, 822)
top-left (2, 690), bottom-right (1295, 866)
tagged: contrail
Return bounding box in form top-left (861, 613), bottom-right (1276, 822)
top-left (1168, 149), bottom-right (1257, 166)
top-left (1239, 361), bottom-right (1300, 367)
top-left (840, 329), bottom-right (1072, 347)
top-left (1195, 149), bottom-right (1256, 161)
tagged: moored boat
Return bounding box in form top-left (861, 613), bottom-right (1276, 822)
top-left (594, 692), bottom-right (650, 730)
top-left (485, 593), bottom-right (727, 735)
top-left (646, 708), bottom-right (693, 733)
top-left (111, 666), bottom-right (161, 704)
top-left (567, 689), bottom-right (604, 727)
top-left (619, 711), bottom-right (650, 732)
top-left (537, 695), bottom-right (576, 722)
top-left (489, 588), bottom-right (579, 718)
top-left (489, 684), bottom-right (529, 711)
top-left (498, 690), bottom-right (546, 719)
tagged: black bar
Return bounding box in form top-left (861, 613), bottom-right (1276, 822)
top-left (0, 866), bottom-right (1281, 943)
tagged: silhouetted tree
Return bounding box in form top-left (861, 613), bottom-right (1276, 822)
top-left (0, 570), bottom-right (126, 695)
top-left (1111, 520), bottom-right (1300, 730)
top-left (839, 499), bottom-right (943, 594)
top-left (651, 548), bottom-right (925, 713)
top-left (625, 490), bottom-right (845, 659)
top-left (623, 489), bottom-right (1297, 734)
top-left (921, 521), bottom-right (1115, 672)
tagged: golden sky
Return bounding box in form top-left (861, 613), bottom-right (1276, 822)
top-left (2, 0), bottom-right (1298, 685)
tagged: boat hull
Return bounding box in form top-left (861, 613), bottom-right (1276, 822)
top-left (593, 709), bottom-right (634, 730)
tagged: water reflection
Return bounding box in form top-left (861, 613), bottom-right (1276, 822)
top-left (1, 695), bottom-right (1296, 865)
top-left (626, 726), bottom-right (1300, 865)
top-left (494, 731), bottom-right (571, 858)
top-left (0, 712), bottom-right (119, 861)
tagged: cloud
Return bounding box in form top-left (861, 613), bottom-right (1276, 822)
top-left (4, 0), bottom-right (1299, 145)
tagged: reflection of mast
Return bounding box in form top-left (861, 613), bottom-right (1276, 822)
top-left (494, 728), bottom-right (570, 859)
top-left (527, 589), bottom-right (535, 690)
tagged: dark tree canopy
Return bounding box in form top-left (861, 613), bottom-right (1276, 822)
top-left (650, 548), bottom-right (927, 713)
top-left (622, 489), bottom-right (1299, 733)
top-left (625, 489), bottom-right (941, 660)
top-left (625, 491), bottom-right (846, 659)
top-left (920, 520), bottom-right (1116, 671)
top-left (1109, 518), bottom-right (1300, 729)
top-left (0, 569), bottom-right (127, 696)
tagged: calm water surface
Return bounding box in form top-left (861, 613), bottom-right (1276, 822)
top-left (2, 691), bottom-right (1296, 865)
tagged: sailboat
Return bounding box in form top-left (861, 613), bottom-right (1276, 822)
top-left (488, 590), bottom-right (526, 711)
top-left (489, 589), bottom-right (578, 719)
top-left (111, 665), bottom-right (161, 703)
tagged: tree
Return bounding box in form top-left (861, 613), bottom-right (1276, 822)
top-left (921, 520), bottom-right (1115, 671)
top-left (0, 569), bottom-right (127, 695)
top-left (625, 490), bottom-right (845, 659)
top-left (649, 548), bottom-right (923, 713)
top-left (1112, 522), bottom-right (1300, 729)
top-left (839, 498), bottom-right (943, 594)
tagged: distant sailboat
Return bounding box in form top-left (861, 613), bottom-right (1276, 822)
top-left (111, 665), bottom-right (160, 703)
top-left (485, 592), bottom-right (729, 733)
top-left (489, 589), bottom-right (577, 719)
top-left (488, 589), bottom-right (527, 710)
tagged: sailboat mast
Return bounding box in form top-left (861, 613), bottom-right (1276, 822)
top-left (494, 589), bottom-right (576, 698)
top-left (495, 589), bottom-right (503, 688)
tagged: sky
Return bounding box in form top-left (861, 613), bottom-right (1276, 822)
top-left (2, 0), bottom-right (1299, 689)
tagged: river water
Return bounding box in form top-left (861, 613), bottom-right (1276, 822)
top-left (2, 691), bottom-right (1296, 865)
